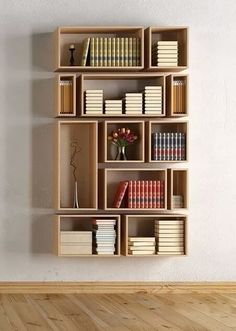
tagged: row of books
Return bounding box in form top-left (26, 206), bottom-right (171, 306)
top-left (113, 180), bottom-right (165, 209)
top-left (155, 219), bottom-right (185, 255)
top-left (144, 86), bottom-right (162, 115)
top-left (60, 231), bottom-right (92, 255)
top-left (152, 132), bottom-right (186, 161)
top-left (81, 37), bottom-right (141, 67)
top-left (152, 41), bottom-right (178, 67)
top-left (173, 79), bottom-right (186, 114)
top-left (93, 219), bottom-right (116, 255)
top-left (60, 80), bottom-right (73, 114)
top-left (128, 237), bottom-right (156, 255)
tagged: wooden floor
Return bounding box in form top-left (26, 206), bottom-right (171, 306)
top-left (0, 293), bottom-right (236, 330)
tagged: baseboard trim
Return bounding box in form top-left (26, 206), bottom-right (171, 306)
top-left (0, 282), bottom-right (236, 294)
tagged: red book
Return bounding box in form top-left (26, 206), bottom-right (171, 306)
top-left (140, 180), bottom-right (145, 208)
top-left (148, 180), bottom-right (152, 208)
top-left (113, 181), bottom-right (129, 208)
top-left (132, 181), bottom-right (136, 209)
top-left (156, 180), bottom-right (161, 208)
top-left (152, 181), bottom-right (157, 208)
top-left (136, 181), bottom-right (141, 208)
top-left (128, 181), bottom-right (133, 208)
top-left (160, 180), bottom-right (165, 208)
top-left (144, 180), bottom-right (149, 208)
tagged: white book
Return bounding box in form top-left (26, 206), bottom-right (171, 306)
top-left (157, 59), bottom-right (178, 63)
top-left (157, 41), bottom-right (178, 45)
top-left (125, 93), bottom-right (143, 97)
top-left (86, 90), bottom-right (103, 93)
top-left (145, 86), bottom-right (162, 90)
top-left (129, 246), bottom-right (156, 251)
top-left (156, 49), bottom-right (178, 54)
top-left (129, 251), bottom-right (156, 255)
top-left (157, 45), bottom-right (178, 50)
top-left (157, 63), bottom-right (178, 67)
top-left (157, 54), bottom-right (178, 58)
top-left (129, 237), bottom-right (155, 242)
top-left (129, 242), bottom-right (156, 247)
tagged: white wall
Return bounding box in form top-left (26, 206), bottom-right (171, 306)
top-left (0, 0), bottom-right (235, 281)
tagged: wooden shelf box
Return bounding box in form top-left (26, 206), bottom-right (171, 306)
top-left (55, 120), bottom-right (98, 211)
top-left (102, 168), bottom-right (167, 211)
top-left (102, 120), bottom-right (145, 163)
top-left (122, 214), bottom-right (187, 256)
top-left (54, 215), bottom-right (120, 256)
top-left (79, 73), bottom-right (166, 117)
top-left (145, 27), bottom-right (188, 71)
top-left (166, 74), bottom-right (188, 116)
top-left (55, 74), bottom-right (76, 117)
top-left (147, 120), bottom-right (188, 162)
top-left (168, 169), bottom-right (188, 210)
top-left (53, 26), bottom-right (144, 71)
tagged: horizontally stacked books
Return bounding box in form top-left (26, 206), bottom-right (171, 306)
top-left (144, 86), bottom-right (162, 115)
top-left (172, 195), bottom-right (184, 208)
top-left (155, 219), bottom-right (185, 255)
top-left (105, 99), bottom-right (122, 115)
top-left (173, 79), bottom-right (186, 114)
top-left (128, 237), bottom-right (156, 255)
top-left (152, 41), bottom-right (178, 67)
top-left (60, 231), bottom-right (92, 255)
top-left (93, 219), bottom-right (116, 255)
top-left (85, 90), bottom-right (103, 115)
top-left (60, 79), bottom-right (73, 114)
top-left (124, 93), bottom-right (142, 115)
top-left (81, 37), bottom-right (141, 67)
top-left (152, 132), bottom-right (186, 161)
top-left (113, 180), bottom-right (165, 209)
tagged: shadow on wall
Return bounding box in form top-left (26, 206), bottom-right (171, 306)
top-left (30, 32), bottom-right (55, 254)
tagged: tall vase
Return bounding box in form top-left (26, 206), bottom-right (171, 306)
top-left (115, 146), bottom-right (127, 161)
top-left (73, 180), bottom-right (79, 208)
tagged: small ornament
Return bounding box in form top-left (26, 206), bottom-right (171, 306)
top-left (69, 44), bottom-right (75, 66)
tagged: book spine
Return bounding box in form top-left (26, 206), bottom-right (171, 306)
top-left (170, 132), bottom-right (174, 161)
top-left (158, 132), bottom-right (162, 161)
top-left (140, 180), bottom-right (145, 208)
top-left (128, 38), bottom-right (133, 66)
top-left (178, 132), bottom-right (182, 161)
top-left (94, 37), bottom-right (99, 66)
top-left (174, 132), bottom-right (178, 161)
top-left (136, 38), bottom-right (140, 66)
top-left (116, 38), bottom-right (120, 67)
top-left (99, 37), bottom-right (103, 66)
top-left (120, 38), bottom-right (124, 67)
top-left (152, 133), bottom-right (158, 161)
top-left (162, 132), bottom-right (166, 161)
top-left (107, 38), bottom-right (112, 66)
top-left (148, 181), bottom-right (152, 209)
top-left (156, 180), bottom-right (161, 208)
top-left (113, 181), bottom-right (128, 208)
top-left (124, 38), bottom-right (129, 66)
top-left (136, 181), bottom-right (140, 208)
top-left (90, 38), bottom-right (94, 67)
top-left (166, 132), bottom-right (170, 161)
top-left (128, 181), bottom-right (132, 208)
top-left (144, 180), bottom-right (149, 208)
top-left (160, 180), bottom-right (165, 208)
top-left (111, 38), bottom-right (116, 67)
top-left (132, 181), bottom-right (136, 209)
top-left (132, 38), bottom-right (137, 66)
top-left (103, 37), bottom-right (107, 67)
top-left (152, 181), bottom-right (157, 208)
top-left (181, 133), bottom-right (186, 160)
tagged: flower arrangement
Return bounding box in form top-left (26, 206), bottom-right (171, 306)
top-left (108, 128), bottom-right (138, 147)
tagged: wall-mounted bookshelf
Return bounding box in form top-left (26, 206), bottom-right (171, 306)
top-left (53, 25), bottom-right (189, 257)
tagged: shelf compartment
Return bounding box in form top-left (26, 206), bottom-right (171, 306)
top-left (55, 120), bottom-right (97, 211)
top-left (102, 168), bottom-right (167, 211)
top-left (79, 73), bottom-right (166, 117)
top-left (102, 120), bottom-right (145, 163)
top-left (166, 74), bottom-right (188, 117)
top-left (122, 214), bottom-right (187, 256)
top-left (167, 169), bottom-right (188, 210)
top-left (145, 26), bottom-right (188, 71)
top-left (53, 26), bottom-right (144, 71)
top-left (54, 215), bottom-right (120, 257)
top-left (147, 120), bottom-right (188, 162)
top-left (55, 74), bottom-right (76, 117)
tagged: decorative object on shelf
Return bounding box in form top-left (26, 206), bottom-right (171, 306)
top-left (69, 44), bottom-right (75, 66)
top-left (70, 140), bottom-right (81, 208)
top-left (108, 128), bottom-right (137, 161)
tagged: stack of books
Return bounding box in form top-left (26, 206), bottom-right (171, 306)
top-left (60, 80), bottom-right (73, 114)
top-left (152, 132), bottom-right (186, 161)
top-left (60, 231), bottom-right (92, 255)
top-left (113, 180), bottom-right (165, 209)
top-left (93, 219), bottom-right (116, 255)
top-left (125, 93), bottom-right (143, 115)
top-left (144, 86), bottom-right (162, 115)
top-left (172, 195), bottom-right (184, 208)
top-left (152, 41), bottom-right (178, 67)
top-left (173, 79), bottom-right (186, 114)
top-left (85, 90), bottom-right (103, 115)
top-left (104, 99), bottom-right (123, 115)
top-left (81, 37), bottom-right (141, 67)
top-left (128, 237), bottom-right (156, 255)
top-left (155, 219), bottom-right (185, 255)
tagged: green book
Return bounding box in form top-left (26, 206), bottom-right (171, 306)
top-left (132, 38), bottom-right (137, 66)
top-left (107, 37), bottom-right (112, 66)
top-left (120, 38), bottom-right (124, 67)
top-left (111, 37), bottom-right (116, 67)
top-left (128, 37), bottom-right (133, 67)
top-left (90, 38), bottom-right (94, 67)
top-left (116, 38), bottom-right (120, 67)
top-left (137, 38), bottom-right (141, 66)
top-left (124, 37), bottom-right (129, 66)
top-left (94, 37), bottom-right (99, 66)
top-left (103, 37), bottom-right (107, 67)
top-left (81, 37), bottom-right (90, 66)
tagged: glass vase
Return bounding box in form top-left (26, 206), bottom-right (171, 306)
top-left (73, 180), bottom-right (79, 208)
top-left (115, 146), bottom-right (127, 161)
